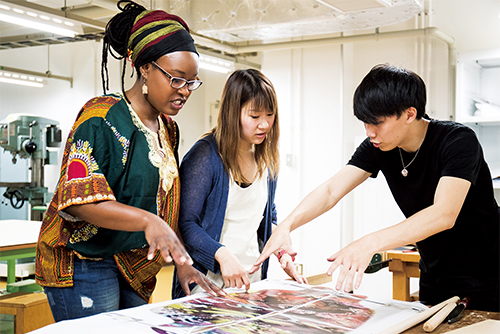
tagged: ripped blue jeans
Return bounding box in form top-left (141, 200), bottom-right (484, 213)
top-left (44, 257), bottom-right (147, 322)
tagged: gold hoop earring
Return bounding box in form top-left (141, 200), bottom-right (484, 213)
top-left (142, 79), bottom-right (148, 95)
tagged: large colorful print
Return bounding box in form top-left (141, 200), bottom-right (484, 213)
top-left (148, 284), bottom-right (384, 333)
top-left (28, 280), bottom-right (427, 333)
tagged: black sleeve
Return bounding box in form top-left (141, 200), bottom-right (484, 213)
top-left (440, 127), bottom-right (482, 185)
top-left (347, 137), bottom-right (381, 178)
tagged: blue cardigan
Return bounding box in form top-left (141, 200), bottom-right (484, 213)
top-left (172, 134), bottom-right (277, 298)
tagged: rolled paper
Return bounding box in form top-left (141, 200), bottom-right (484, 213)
top-left (379, 296), bottom-right (460, 334)
top-left (423, 300), bottom-right (457, 332)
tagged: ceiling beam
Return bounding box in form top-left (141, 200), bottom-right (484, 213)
top-left (0, 31), bottom-right (62, 44)
top-left (1, 0), bottom-right (106, 30)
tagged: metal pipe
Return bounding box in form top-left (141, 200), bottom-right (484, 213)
top-left (194, 27), bottom-right (454, 54)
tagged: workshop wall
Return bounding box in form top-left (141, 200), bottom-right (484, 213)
top-left (1, 0), bottom-right (499, 301)
top-left (262, 17), bottom-right (450, 299)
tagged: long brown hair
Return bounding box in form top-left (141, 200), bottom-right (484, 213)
top-left (212, 69), bottom-right (280, 183)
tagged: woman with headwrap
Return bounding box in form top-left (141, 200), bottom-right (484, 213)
top-left (35, 0), bottom-right (223, 321)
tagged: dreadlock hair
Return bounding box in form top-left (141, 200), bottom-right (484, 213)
top-left (211, 69), bottom-right (280, 184)
top-left (102, 1), bottom-right (145, 95)
top-left (101, 0), bottom-right (197, 97)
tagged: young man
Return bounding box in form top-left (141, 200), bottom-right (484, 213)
top-left (251, 64), bottom-right (499, 311)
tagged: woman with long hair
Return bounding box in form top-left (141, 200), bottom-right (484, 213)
top-left (172, 69), bottom-right (306, 298)
top-left (36, 0), bottom-right (222, 321)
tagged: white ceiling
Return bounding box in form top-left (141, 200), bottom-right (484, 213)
top-left (0, 0), bottom-right (422, 49)
top-left (430, 0), bottom-right (500, 53)
top-left (0, 0), bottom-right (499, 54)
top-left (168, 0), bottom-right (422, 42)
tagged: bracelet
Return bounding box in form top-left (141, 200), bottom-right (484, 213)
top-left (277, 250), bottom-right (296, 262)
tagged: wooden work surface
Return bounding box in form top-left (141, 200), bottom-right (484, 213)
top-left (385, 249), bottom-right (500, 332)
top-left (402, 309), bottom-right (500, 333)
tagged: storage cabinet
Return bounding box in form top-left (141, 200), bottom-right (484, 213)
top-left (456, 49), bottom-right (500, 197)
top-left (456, 49), bottom-right (500, 125)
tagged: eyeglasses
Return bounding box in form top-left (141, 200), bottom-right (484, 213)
top-left (151, 61), bottom-right (203, 91)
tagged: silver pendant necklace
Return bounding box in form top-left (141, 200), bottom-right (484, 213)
top-left (398, 121), bottom-right (429, 177)
top-left (399, 146), bottom-right (421, 177)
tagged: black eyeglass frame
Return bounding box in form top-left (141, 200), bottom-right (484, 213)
top-left (151, 61), bottom-right (203, 91)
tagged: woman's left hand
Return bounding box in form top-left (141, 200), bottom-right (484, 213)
top-left (279, 253), bottom-right (308, 284)
top-left (175, 263), bottom-right (226, 297)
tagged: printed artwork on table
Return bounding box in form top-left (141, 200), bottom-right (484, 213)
top-left (100, 281), bottom-right (426, 334)
top-left (149, 287), bottom-right (375, 334)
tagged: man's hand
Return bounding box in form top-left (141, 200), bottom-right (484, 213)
top-left (326, 237), bottom-right (375, 292)
top-left (175, 263), bottom-right (226, 297)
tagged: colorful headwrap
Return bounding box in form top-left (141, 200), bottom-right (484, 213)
top-left (127, 10), bottom-right (198, 69)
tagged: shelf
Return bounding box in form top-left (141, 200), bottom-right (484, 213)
top-left (458, 116), bottom-right (500, 126)
top-left (457, 49), bottom-right (500, 196)
top-left (456, 49), bottom-right (500, 126)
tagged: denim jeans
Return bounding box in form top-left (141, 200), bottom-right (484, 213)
top-left (44, 257), bottom-right (147, 322)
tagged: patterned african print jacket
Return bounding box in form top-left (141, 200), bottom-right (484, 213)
top-left (35, 93), bottom-right (180, 300)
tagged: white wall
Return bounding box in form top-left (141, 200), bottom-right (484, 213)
top-left (175, 67), bottom-right (229, 159)
top-left (262, 17), bottom-right (451, 299)
top-left (262, 44), bottom-right (344, 281)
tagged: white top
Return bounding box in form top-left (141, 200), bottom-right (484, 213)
top-left (193, 170), bottom-right (268, 292)
top-left (221, 169), bottom-right (268, 270)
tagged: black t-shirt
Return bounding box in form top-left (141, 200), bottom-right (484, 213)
top-left (348, 119), bottom-right (499, 278)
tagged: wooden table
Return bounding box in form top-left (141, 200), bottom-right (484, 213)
top-left (402, 309), bottom-right (500, 333)
top-left (386, 249), bottom-right (500, 332)
top-left (0, 292), bottom-right (54, 333)
top-left (0, 220), bottom-right (42, 291)
top-left (386, 249), bottom-right (420, 301)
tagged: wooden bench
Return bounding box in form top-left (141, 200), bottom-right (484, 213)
top-left (385, 249), bottom-right (420, 301)
top-left (0, 292), bottom-right (54, 333)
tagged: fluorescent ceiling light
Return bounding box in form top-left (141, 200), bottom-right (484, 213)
top-left (0, 77), bottom-right (43, 88)
top-left (199, 54), bottom-right (234, 74)
top-left (0, 13), bottom-right (77, 37)
top-left (0, 70), bottom-right (44, 88)
top-left (0, 1), bottom-right (82, 37)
